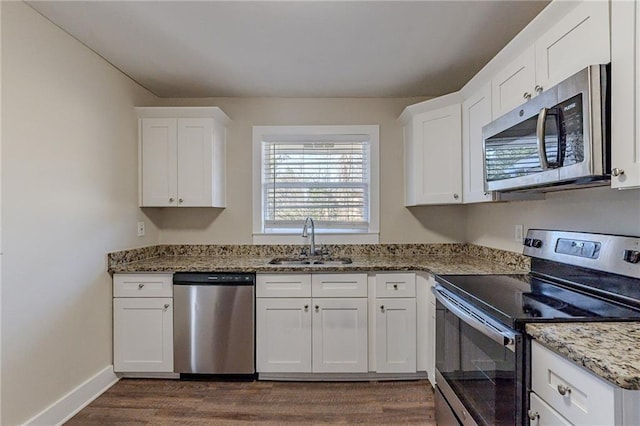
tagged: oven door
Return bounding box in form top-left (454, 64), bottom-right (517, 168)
top-left (433, 285), bottom-right (524, 426)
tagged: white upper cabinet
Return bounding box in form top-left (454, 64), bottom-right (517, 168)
top-left (492, 1), bottom-right (610, 119)
top-left (491, 46), bottom-right (537, 118)
top-left (137, 107), bottom-right (230, 207)
top-left (611, 0), bottom-right (640, 189)
top-left (535, 1), bottom-right (610, 92)
top-left (400, 95), bottom-right (462, 206)
top-left (462, 83), bottom-right (494, 204)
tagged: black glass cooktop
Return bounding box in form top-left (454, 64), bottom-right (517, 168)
top-left (435, 272), bottom-right (640, 331)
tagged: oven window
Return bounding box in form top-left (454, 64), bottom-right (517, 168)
top-left (436, 301), bottom-right (517, 426)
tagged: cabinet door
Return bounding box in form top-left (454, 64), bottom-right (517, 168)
top-left (375, 298), bottom-right (416, 373)
top-left (462, 84), bottom-right (494, 204)
top-left (611, 0), bottom-right (640, 189)
top-left (312, 298), bottom-right (368, 373)
top-left (177, 118), bottom-right (214, 207)
top-left (492, 46), bottom-right (536, 119)
top-left (256, 298), bottom-right (312, 373)
top-left (412, 104), bottom-right (462, 204)
top-left (535, 1), bottom-right (610, 92)
top-left (140, 118), bottom-right (178, 207)
top-left (113, 298), bottom-right (173, 372)
top-left (529, 392), bottom-right (572, 426)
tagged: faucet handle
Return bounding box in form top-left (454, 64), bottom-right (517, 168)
top-left (299, 247), bottom-right (309, 257)
top-left (320, 245), bottom-right (330, 257)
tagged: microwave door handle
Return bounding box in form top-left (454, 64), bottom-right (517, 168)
top-left (433, 287), bottom-right (516, 351)
top-left (536, 107), bottom-right (550, 169)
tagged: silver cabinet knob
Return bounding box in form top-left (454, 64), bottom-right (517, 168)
top-left (315, 305), bottom-right (319, 312)
top-left (380, 305), bottom-right (385, 312)
top-left (535, 85), bottom-right (543, 93)
top-left (453, 193), bottom-right (459, 199)
top-left (523, 92), bottom-right (532, 100)
top-left (393, 284), bottom-right (398, 290)
top-left (164, 304), bottom-right (170, 309)
top-left (557, 384), bottom-right (571, 396)
top-left (138, 283), bottom-right (144, 289)
top-left (178, 198), bottom-right (184, 203)
top-left (612, 168), bottom-right (625, 177)
top-left (527, 410), bottom-right (540, 421)
top-left (169, 198), bottom-right (174, 203)
top-left (304, 304), bottom-right (309, 311)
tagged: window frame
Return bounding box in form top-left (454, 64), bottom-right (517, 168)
top-left (252, 125), bottom-right (380, 244)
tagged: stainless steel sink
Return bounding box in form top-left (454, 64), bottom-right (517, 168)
top-left (268, 257), bottom-right (353, 266)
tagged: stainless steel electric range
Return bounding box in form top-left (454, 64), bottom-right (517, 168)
top-left (433, 229), bottom-right (640, 426)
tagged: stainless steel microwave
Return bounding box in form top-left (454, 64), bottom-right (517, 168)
top-left (483, 64), bottom-right (610, 193)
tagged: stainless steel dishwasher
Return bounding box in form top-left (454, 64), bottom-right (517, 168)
top-left (173, 272), bottom-right (255, 376)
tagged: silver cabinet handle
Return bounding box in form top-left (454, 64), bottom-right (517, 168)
top-left (138, 283), bottom-right (144, 289)
top-left (523, 92), bottom-right (532, 100)
top-left (393, 284), bottom-right (398, 290)
top-left (535, 85), bottom-right (543, 93)
top-left (380, 305), bottom-right (385, 312)
top-left (453, 193), bottom-right (459, 199)
top-left (527, 410), bottom-right (540, 421)
top-left (178, 198), bottom-right (184, 203)
top-left (612, 168), bottom-right (625, 177)
top-left (169, 198), bottom-right (174, 203)
top-left (304, 304), bottom-right (309, 311)
top-left (164, 304), bottom-right (170, 309)
top-left (315, 305), bottom-right (319, 312)
top-left (557, 384), bottom-right (571, 396)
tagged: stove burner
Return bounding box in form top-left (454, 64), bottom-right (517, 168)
top-left (523, 293), bottom-right (568, 310)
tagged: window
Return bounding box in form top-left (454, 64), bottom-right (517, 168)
top-left (253, 125), bottom-right (379, 244)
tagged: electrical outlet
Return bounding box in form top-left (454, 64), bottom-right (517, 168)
top-left (137, 221), bottom-right (145, 237)
top-left (514, 224), bottom-right (524, 243)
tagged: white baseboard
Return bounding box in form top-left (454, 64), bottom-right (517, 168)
top-left (25, 365), bottom-right (119, 426)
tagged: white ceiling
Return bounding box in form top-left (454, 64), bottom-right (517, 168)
top-left (27, 1), bottom-right (549, 98)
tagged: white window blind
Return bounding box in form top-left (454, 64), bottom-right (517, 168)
top-left (262, 135), bottom-right (370, 233)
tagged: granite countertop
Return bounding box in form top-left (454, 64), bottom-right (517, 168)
top-left (109, 253), bottom-right (527, 275)
top-left (527, 323), bottom-right (640, 390)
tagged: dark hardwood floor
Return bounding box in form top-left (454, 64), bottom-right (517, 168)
top-left (66, 379), bottom-right (435, 425)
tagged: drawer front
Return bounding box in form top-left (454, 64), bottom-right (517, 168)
top-left (529, 392), bottom-right (572, 426)
top-left (113, 274), bottom-right (173, 298)
top-left (257, 274), bottom-right (311, 298)
top-left (531, 341), bottom-right (615, 426)
top-left (311, 273), bottom-right (367, 298)
top-left (375, 273), bottom-right (416, 298)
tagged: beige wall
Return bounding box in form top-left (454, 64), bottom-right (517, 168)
top-left (466, 186), bottom-right (640, 253)
top-left (1, 3), bottom-right (158, 424)
top-left (152, 97), bottom-right (468, 244)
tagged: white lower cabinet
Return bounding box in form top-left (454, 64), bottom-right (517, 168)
top-left (256, 273), bottom-right (368, 374)
top-left (256, 298), bottom-right (312, 373)
top-left (113, 273), bottom-right (174, 373)
top-left (113, 297), bottom-right (174, 373)
top-left (312, 298), bottom-right (368, 373)
top-left (375, 298), bottom-right (416, 373)
top-left (530, 340), bottom-right (640, 426)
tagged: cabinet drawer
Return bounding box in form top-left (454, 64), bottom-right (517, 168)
top-left (113, 274), bottom-right (173, 298)
top-left (256, 274), bottom-right (311, 298)
top-left (375, 273), bottom-right (416, 298)
top-left (311, 273), bottom-right (367, 298)
top-left (529, 392), bottom-right (572, 426)
top-left (531, 341), bottom-right (615, 426)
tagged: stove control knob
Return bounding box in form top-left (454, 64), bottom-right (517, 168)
top-left (532, 239), bottom-right (543, 248)
top-left (623, 250), bottom-right (640, 264)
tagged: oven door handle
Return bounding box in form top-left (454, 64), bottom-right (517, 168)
top-left (433, 286), bottom-right (517, 352)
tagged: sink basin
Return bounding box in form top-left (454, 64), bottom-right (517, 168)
top-left (268, 257), bottom-right (353, 266)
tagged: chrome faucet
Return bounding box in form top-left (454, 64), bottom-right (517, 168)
top-left (301, 217), bottom-right (317, 256)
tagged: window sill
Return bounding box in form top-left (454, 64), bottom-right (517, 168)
top-left (252, 233), bottom-right (380, 245)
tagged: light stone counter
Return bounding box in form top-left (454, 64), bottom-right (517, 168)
top-left (527, 322), bottom-right (640, 390)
